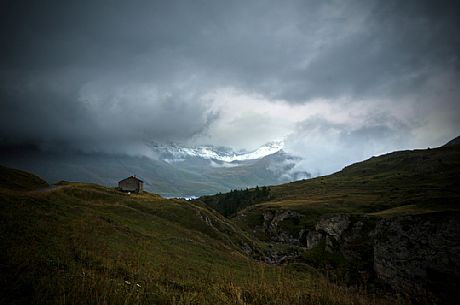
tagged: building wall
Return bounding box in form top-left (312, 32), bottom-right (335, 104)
top-left (119, 177), bottom-right (142, 193)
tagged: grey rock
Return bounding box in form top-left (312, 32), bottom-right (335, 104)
top-left (373, 212), bottom-right (460, 303)
top-left (316, 214), bottom-right (351, 241)
top-left (255, 208), bottom-right (460, 303)
top-left (306, 230), bottom-right (323, 249)
top-left (262, 210), bottom-right (303, 243)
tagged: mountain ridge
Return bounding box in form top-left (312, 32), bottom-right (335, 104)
top-left (0, 142), bottom-right (307, 197)
top-left (444, 135), bottom-right (460, 147)
top-left (200, 142), bottom-right (460, 220)
top-left (148, 141), bottom-right (285, 163)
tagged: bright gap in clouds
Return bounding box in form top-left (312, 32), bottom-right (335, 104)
top-left (191, 88), bottom-right (424, 176)
top-left (77, 75), bottom-right (459, 177)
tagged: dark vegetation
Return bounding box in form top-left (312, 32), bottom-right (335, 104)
top-left (199, 186), bottom-right (271, 217)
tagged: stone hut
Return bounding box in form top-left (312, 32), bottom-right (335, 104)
top-left (118, 176), bottom-right (144, 194)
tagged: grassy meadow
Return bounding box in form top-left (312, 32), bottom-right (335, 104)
top-left (0, 166), bottom-right (404, 305)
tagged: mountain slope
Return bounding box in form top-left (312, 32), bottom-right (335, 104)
top-left (0, 166), bottom-right (393, 305)
top-left (444, 135), bottom-right (460, 147)
top-left (0, 165), bottom-right (48, 191)
top-left (198, 143), bottom-right (460, 303)
top-left (0, 143), bottom-right (307, 197)
top-left (201, 144), bottom-right (460, 223)
top-left (266, 144), bottom-right (460, 217)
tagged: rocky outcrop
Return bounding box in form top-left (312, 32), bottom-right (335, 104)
top-left (260, 210), bottom-right (460, 302)
top-left (299, 214), bottom-right (371, 259)
top-left (299, 229), bottom-right (323, 249)
top-left (372, 212), bottom-right (460, 304)
top-left (316, 214), bottom-right (351, 240)
top-left (262, 210), bottom-right (303, 243)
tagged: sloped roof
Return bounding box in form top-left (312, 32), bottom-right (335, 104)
top-left (118, 176), bottom-right (143, 183)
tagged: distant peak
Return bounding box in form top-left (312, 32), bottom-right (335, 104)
top-left (444, 135), bottom-right (460, 147)
top-left (147, 141), bottom-right (284, 162)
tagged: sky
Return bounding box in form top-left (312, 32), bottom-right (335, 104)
top-left (1, 0), bottom-right (459, 175)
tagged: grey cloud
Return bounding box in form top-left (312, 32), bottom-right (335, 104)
top-left (284, 115), bottom-right (413, 176)
top-left (0, 0), bottom-right (459, 154)
top-left (2, 1), bottom-right (459, 90)
top-left (275, 1), bottom-right (460, 101)
top-left (0, 74), bottom-right (93, 147)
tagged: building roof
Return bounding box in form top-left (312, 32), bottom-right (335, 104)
top-left (118, 176), bottom-right (144, 183)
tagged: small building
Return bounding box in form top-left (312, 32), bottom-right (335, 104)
top-left (118, 176), bottom-right (144, 194)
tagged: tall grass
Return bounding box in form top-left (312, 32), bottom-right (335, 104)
top-left (4, 214), bottom-right (402, 305)
top-left (33, 258), bottom-right (402, 305)
top-left (0, 179), bottom-right (409, 305)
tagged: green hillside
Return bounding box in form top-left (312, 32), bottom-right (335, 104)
top-left (197, 144), bottom-right (460, 304)
top-left (0, 166), bottom-right (395, 305)
top-left (261, 145), bottom-right (459, 221)
top-left (201, 145), bottom-right (460, 229)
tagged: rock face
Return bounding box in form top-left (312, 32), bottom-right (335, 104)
top-left (257, 209), bottom-right (460, 303)
top-left (316, 214), bottom-right (351, 240)
top-left (299, 214), bottom-right (371, 260)
top-left (373, 212), bottom-right (460, 304)
top-left (262, 210), bottom-right (303, 243)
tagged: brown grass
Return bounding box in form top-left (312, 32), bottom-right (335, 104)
top-left (0, 176), bottom-right (407, 305)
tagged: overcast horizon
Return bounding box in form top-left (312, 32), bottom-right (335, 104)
top-left (1, 0), bottom-right (460, 176)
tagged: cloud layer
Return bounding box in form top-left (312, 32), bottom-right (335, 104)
top-left (1, 0), bottom-right (459, 174)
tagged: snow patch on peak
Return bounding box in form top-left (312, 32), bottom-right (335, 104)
top-left (148, 141), bottom-right (284, 162)
top-left (238, 141), bottom-right (284, 161)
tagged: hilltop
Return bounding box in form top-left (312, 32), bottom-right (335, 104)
top-left (201, 144), bottom-right (460, 221)
top-left (0, 166), bottom-right (394, 305)
top-left (0, 165), bottom-right (48, 191)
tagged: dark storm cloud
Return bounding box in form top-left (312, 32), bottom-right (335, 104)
top-left (0, 0), bottom-right (459, 153)
top-left (282, 0), bottom-right (460, 101)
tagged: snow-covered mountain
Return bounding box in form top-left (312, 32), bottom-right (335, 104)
top-left (148, 141), bottom-right (284, 163)
top-left (0, 141), bottom-right (310, 197)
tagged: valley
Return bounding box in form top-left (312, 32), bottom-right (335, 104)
top-left (1, 141), bottom-right (459, 304)
top-left (0, 142), bottom-right (308, 198)
top-left (2, 1), bottom-right (458, 304)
